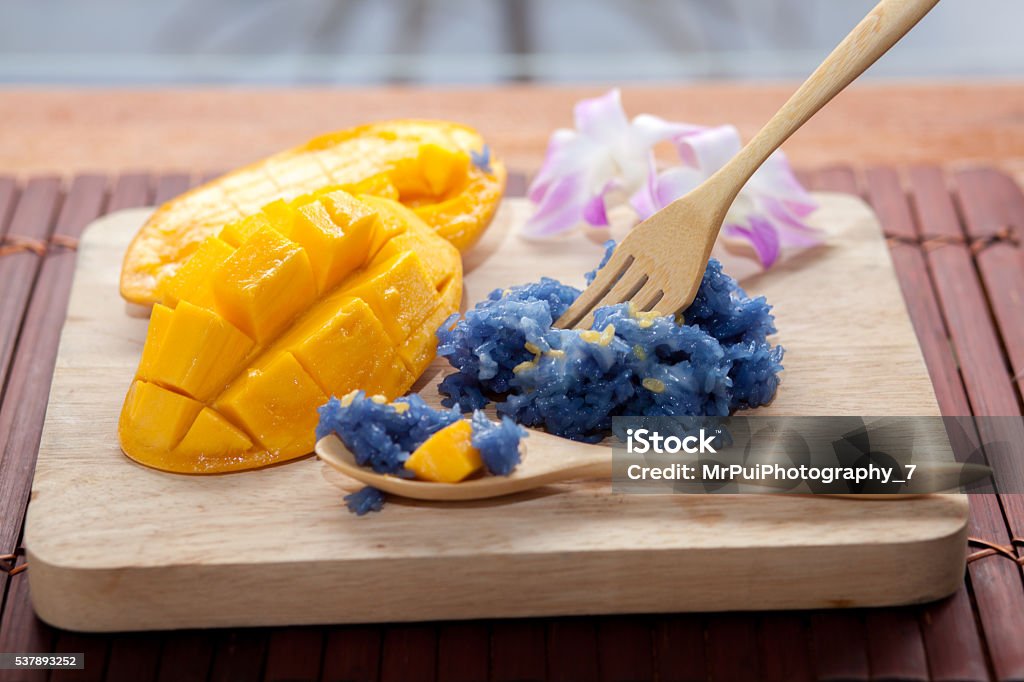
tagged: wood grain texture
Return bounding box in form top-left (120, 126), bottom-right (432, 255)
top-left (23, 194), bottom-right (968, 632)
top-left (3, 85), bottom-right (1024, 187)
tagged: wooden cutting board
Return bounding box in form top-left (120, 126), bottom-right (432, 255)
top-left (25, 194), bottom-right (968, 632)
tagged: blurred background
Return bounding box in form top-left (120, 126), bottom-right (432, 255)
top-left (1, 0), bottom-right (1021, 85)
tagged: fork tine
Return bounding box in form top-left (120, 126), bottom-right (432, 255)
top-left (554, 250), bottom-right (634, 329)
top-left (567, 263), bottom-right (648, 331)
top-left (632, 280), bottom-right (665, 313)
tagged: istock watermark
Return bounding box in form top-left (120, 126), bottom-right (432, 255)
top-left (610, 416), bottom-right (1023, 495)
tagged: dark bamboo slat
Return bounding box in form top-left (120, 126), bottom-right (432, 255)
top-left (0, 177), bottom-right (16, 238)
top-left (0, 557), bottom-right (50, 682)
top-left (904, 166), bottom-right (1024, 681)
top-left (808, 612), bottom-right (870, 680)
top-left (320, 625), bottom-right (382, 682)
top-left (864, 608), bottom-right (930, 682)
top-left (0, 175), bottom-right (107, 680)
top-left (756, 614), bottom-right (813, 682)
top-left (50, 632), bottom-right (110, 682)
top-left (706, 613), bottom-right (759, 682)
top-left (107, 173), bottom-right (151, 212)
top-left (862, 166), bottom-right (988, 682)
top-left (596, 616), bottom-right (653, 682)
top-left (491, 619), bottom-right (546, 681)
top-left (264, 627), bottom-right (324, 682)
top-left (155, 631), bottom-right (215, 682)
top-left (104, 634), bottom-right (162, 682)
top-left (547, 618), bottom-right (599, 682)
top-left (651, 616), bottom-right (707, 682)
top-left (208, 629), bottom-right (270, 682)
top-left (378, 624), bottom-right (436, 682)
top-left (152, 173), bottom-right (192, 205)
top-left (0, 178), bottom-right (61, 420)
top-left (435, 621), bottom-right (489, 682)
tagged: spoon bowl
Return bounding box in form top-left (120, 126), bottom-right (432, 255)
top-left (315, 429), bottom-right (611, 501)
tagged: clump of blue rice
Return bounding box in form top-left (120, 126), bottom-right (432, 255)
top-left (437, 241), bottom-right (783, 442)
top-left (317, 391), bottom-right (526, 514)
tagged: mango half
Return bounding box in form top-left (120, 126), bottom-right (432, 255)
top-left (118, 189), bottom-right (462, 474)
top-left (120, 119), bottom-right (505, 306)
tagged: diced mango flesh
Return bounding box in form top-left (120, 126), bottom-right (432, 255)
top-left (341, 251), bottom-right (439, 346)
top-left (119, 190), bottom-right (462, 474)
top-left (404, 420), bottom-right (482, 483)
top-left (176, 408), bottom-right (253, 459)
top-left (292, 192), bottom-right (376, 293)
top-left (138, 300), bottom-right (254, 401)
top-left (287, 297), bottom-right (413, 399)
top-left (120, 380), bottom-right (203, 455)
top-left (212, 226), bottom-right (318, 343)
top-left (157, 237), bottom-right (235, 309)
top-left (216, 352), bottom-right (329, 460)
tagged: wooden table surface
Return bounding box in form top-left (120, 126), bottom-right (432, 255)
top-left (1, 83), bottom-right (1023, 181)
top-left (1, 84), bottom-right (1023, 681)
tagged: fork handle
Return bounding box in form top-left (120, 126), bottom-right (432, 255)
top-left (701, 0), bottom-right (939, 207)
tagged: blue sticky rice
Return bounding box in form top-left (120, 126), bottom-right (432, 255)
top-left (471, 411), bottom-right (527, 476)
top-left (317, 391), bottom-right (527, 514)
top-left (436, 241), bottom-right (783, 442)
top-left (342, 486), bottom-right (386, 516)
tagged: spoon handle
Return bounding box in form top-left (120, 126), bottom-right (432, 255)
top-left (699, 0), bottom-right (939, 207)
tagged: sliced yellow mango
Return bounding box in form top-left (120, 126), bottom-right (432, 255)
top-left (120, 380), bottom-right (203, 455)
top-left (158, 236), bottom-right (235, 309)
top-left (291, 192), bottom-right (377, 293)
top-left (288, 297), bottom-right (413, 399)
top-left (217, 352), bottom-right (329, 461)
top-left (175, 408), bottom-right (254, 461)
top-left (405, 420), bottom-right (482, 483)
top-left (212, 226), bottom-right (318, 343)
top-left (120, 120), bottom-right (504, 305)
top-left (341, 251), bottom-right (439, 346)
top-left (138, 301), bottom-right (254, 401)
top-left (119, 190), bottom-right (462, 474)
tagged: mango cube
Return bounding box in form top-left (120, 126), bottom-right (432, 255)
top-left (405, 420), bottom-right (482, 483)
top-left (175, 407), bottom-right (253, 459)
top-left (158, 236), bottom-right (235, 309)
top-left (220, 213), bottom-right (273, 248)
top-left (291, 194), bottom-right (377, 292)
top-left (120, 380), bottom-right (203, 454)
top-left (216, 352), bottom-right (328, 458)
top-left (339, 251), bottom-right (439, 345)
top-left (399, 278), bottom-right (461, 376)
top-left (289, 297), bottom-right (413, 400)
top-left (213, 227), bottom-right (317, 343)
top-left (144, 301), bottom-right (254, 401)
top-left (358, 194), bottom-right (409, 256)
top-left (137, 303), bottom-right (173, 381)
top-left (260, 198), bottom-right (299, 237)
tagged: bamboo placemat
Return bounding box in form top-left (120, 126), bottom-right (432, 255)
top-left (0, 167), bottom-right (1021, 682)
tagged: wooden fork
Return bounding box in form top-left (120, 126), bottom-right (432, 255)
top-left (556, 0), bottom-right (939, 331)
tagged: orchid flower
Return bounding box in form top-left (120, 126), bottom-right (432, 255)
top-left (524, 89), bottom-right (821, 269)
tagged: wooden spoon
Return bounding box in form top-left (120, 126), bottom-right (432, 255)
top-left (316, 430), bottom-right (610, 501)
